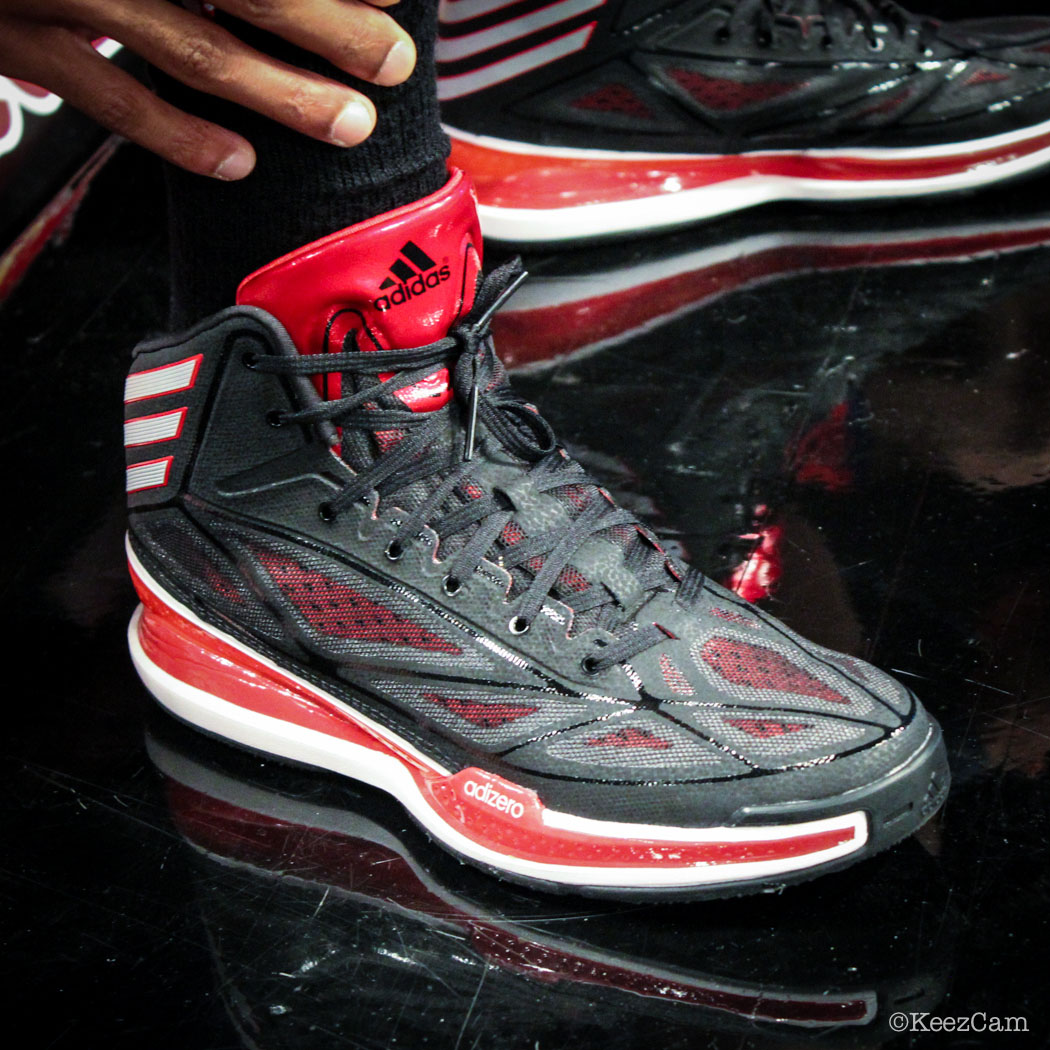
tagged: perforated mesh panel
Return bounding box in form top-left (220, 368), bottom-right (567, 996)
top-left (668, 68), bottom-right (803, 111)
top-left (710, 606), bottom-right (758, 628)
top-left (571, 83), bottom-right (655, 119)
top-left (258, 550), bottom-right (461, 653)
top-left (699, 636), bottom-right (848, 705)
top-left (585, 726), bottom-right (672, 750)
top-left (722, 717), bottom-right (812, 738)
top-left (424, 690), bottom-right (539, 727)
top-left (660, 654), bottom-right (695, 696)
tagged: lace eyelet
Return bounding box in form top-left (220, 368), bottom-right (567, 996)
top-left (318, 502), bottom-right (337, 523)
top-left (580, 656), bottom-right (602, 676)
top-left (822, 35), bottom-right (834, 49)
top-left (385, 540), bottom-right (404, 562)
top-left (756, 30), bottom-right (773, 48)
top-left (265, 409), bottom-right (284, 428)
top-left (714, 25), bottom-right (730, 43)
top-left (508, 615), bottom-right (530, 635)
top-left (868, 36), bottom-right (885, 52)
top-left (442, 575), bottom-right (462, 596)
top-left (242, 351), bottom-right (259, 369)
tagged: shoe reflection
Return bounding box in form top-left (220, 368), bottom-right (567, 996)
top-left (492, 200), bottom-right (1050, 374)
top-left (147, 711), bottom-right (954, 1050)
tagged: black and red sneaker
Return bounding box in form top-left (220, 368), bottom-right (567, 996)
top-left (437, 0), bottom-right (1050, 241)
top-left (124, 171), bottom-right (948, 898)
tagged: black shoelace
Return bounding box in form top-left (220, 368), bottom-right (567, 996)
top-left (250, 260), bottom-right (704, 677)
top-left (717, 0), bottom-right (936, 54)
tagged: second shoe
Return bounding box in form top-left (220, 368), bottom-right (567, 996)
top-left (438, 0), bottom-right (1050, 240)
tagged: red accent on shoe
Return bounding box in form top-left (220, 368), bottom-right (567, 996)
top-left (710, 608), bottom-right (757, 627)
top-left (701, 638), bottom-right (848, 705)
top-left (668, 69), bottom-right (803, 111)
top-left (571, 83), bottom-right (655, 119)
top-left (425, 691), bottom-right (539, 727)
top-left (236, 169), bottom-right (483, 412)
top-left (585, 727), bottom-right (672, 750)
top-left (723, 718), bottom-right (813, 738)
top-left (659, 654), bottom-right (694, 696)
top-left (964, 69), bottom-right (1011, 87)
top-left (258, 551), bottom-right (463, 654)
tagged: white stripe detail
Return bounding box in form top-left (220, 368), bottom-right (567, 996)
top-left (438, 0), bottom-right (524, 25)
top-left (126, 457), bottom-right (173, 493)
top-left (124, 355), bottom-right (201, 403)
top-left (436, 0), bottom-right (604, 62)
top-left (124, 408), bottom-right (185, 447)
top-left (438, 24), bottom-right (594, 100)
top-left (127, 542), bottom-right (871, 890)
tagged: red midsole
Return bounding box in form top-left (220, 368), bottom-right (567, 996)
top-left (131, 559), bottom-right (858, 870)
top-left (449, 127), bottom-right (1050, 209)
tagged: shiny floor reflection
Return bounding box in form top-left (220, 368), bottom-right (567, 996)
top-left (5, 145), bottom-right (1050, 1048)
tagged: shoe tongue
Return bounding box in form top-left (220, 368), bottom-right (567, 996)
top-left (236, 170), bottom-right (483, 412)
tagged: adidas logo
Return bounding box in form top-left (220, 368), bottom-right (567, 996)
top-left (373, 240), bottom-right (451, 311)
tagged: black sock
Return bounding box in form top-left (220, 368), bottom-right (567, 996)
top-left (154, 1), bottom-right (448, 328)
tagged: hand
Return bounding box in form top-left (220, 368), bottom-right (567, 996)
top-left (0, 0), bottom-right (417, 179)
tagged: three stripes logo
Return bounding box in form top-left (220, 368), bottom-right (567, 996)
top-left (436, 0), bottom-right (606, 101)
top-left (373, 240), bottom-right (452, 312)
top-left (123, 354), bottom-right (201, 494)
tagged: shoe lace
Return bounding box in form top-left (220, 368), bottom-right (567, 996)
top-left (251, 259), bottom-right (704, 676)
top-left (718, 0), bottom-right (936, 54)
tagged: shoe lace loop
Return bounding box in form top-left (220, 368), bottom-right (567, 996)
top-left (250, 260), bottom-right (700, 674)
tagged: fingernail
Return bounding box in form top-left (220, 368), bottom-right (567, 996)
top-left (375, 40), bottom-right (415, 86)
top-left (213, 146), bottom-right (253, 181)
top-left (329, 100), bottom-right (375, 146)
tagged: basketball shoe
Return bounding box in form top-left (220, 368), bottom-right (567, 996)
top-left (437, 0), bottom-right (1050, 240)
top-left (124, 171), bottom-right (948, 898)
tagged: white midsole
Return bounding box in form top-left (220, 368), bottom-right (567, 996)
top-left (127, 540), bottom-right (868, 888)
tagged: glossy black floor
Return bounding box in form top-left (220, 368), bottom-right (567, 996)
top-left (6, 134), bottom-right (1050, 1048)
